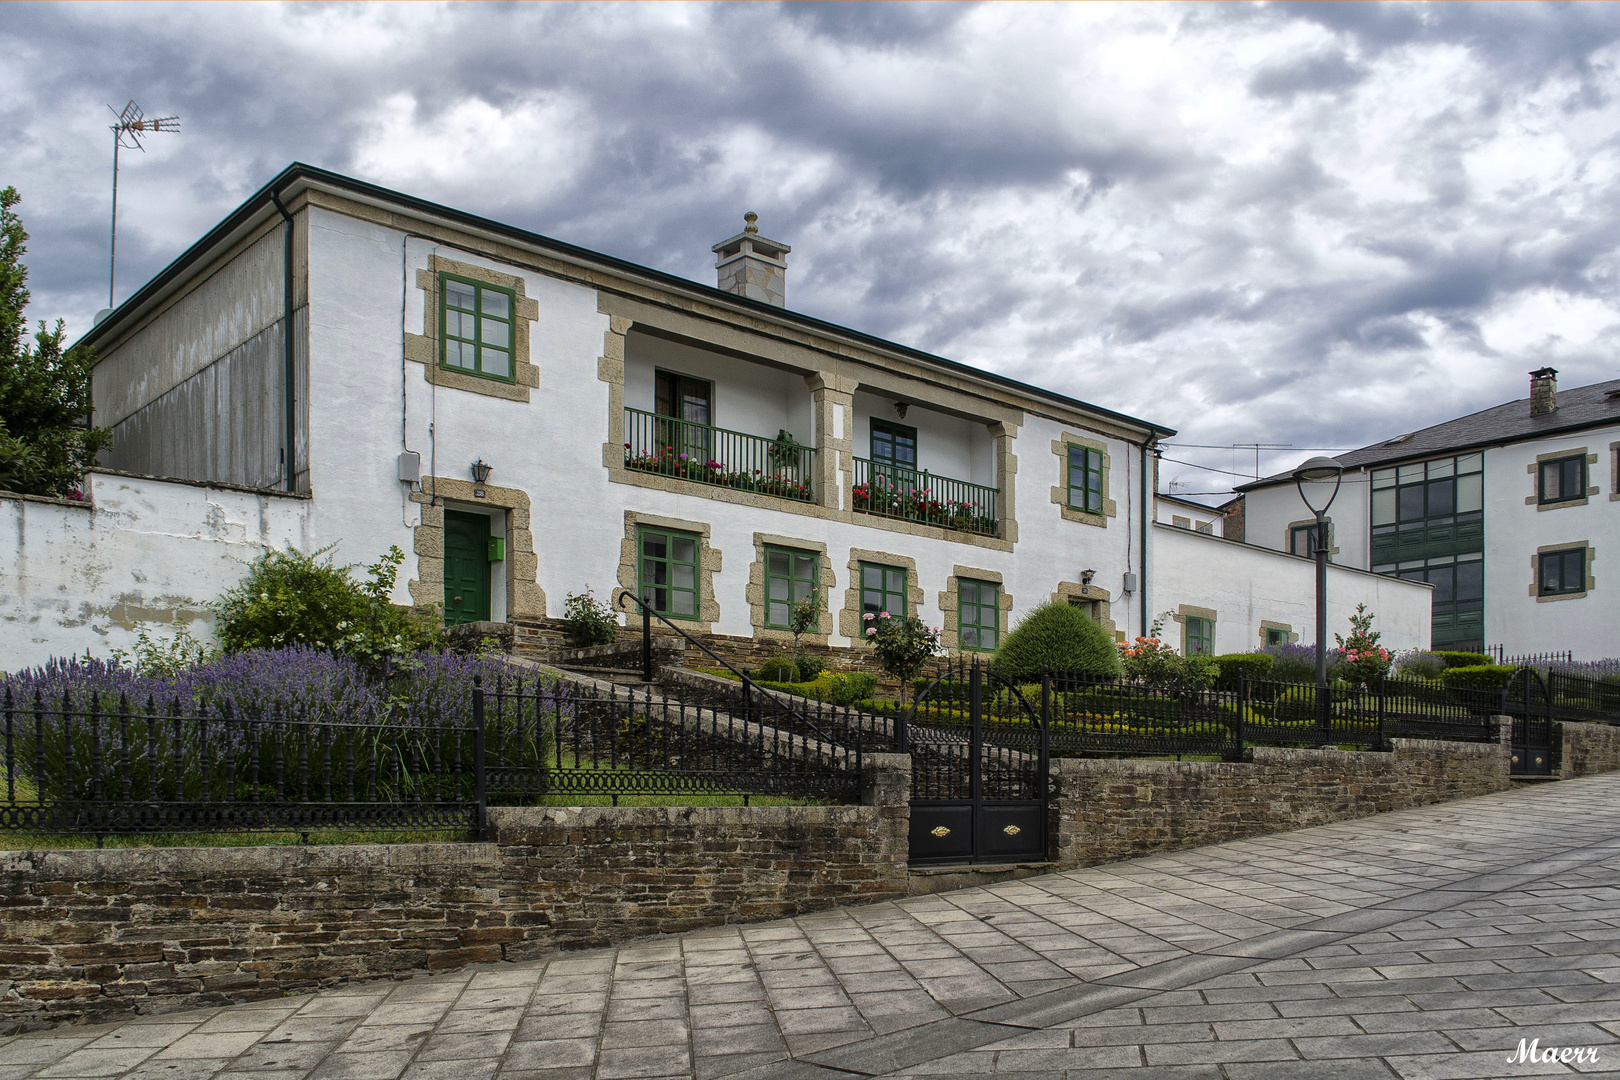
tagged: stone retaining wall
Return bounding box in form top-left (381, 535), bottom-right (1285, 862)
top-left (0, 757), bottom-right (910, 1032)
top-left (1048, 727), bottom-right (1514, 870)
top-left (1558, 720), bottom-right (1620, 779)
top-left (10, 721), bottom-right (1614, 1033)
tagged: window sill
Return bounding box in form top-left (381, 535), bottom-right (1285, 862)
top-left (1532, 495), bottom-right (1588, 511)
top-left (405, 332), bottom-right (538, 402)
top-left (1534, 589), bottom-right (1589, 603)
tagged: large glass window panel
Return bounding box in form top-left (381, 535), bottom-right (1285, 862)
top-left (1457, 452), bottom-right (1483, 473)
top-left (1398, 485), bottom-right (1425, 521)
top-left (1427, 478), bottom-right (1454, 516)
top-left (1427, 458), bottom-right (1454, 478)
top-left (1372, 469), bottom-right (1395, 489)
top-left (1398, 463), bottom-right (1424, 485)
top-left (1429, 566), bottom-right (1455, 604)
top-left (1372, 488), bottom-right (1396, 525)
top-left (1456, 560), bottom-right (1483, 601)
top-left (1456, 473), bottom-right (1483, 513)
top-left (1067, 446), bottom-right (1104, 513)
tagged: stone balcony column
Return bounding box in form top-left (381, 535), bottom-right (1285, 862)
top-left (808, 372), bottom-right (856, 511)
top-left (990, 420), bottom-right (1019, 544)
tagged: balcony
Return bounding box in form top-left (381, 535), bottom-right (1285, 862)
top-left (851, 457), bottom-right (998, 537)
top-left (624, 406), bottom-right (816, 503)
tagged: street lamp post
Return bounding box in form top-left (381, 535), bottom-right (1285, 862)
top-left (1293, 456), bottom-right (1344, 746)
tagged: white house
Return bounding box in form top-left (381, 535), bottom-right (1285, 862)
top-left (1, 164), bottom-right (1434, 670)
top-left (1240, 369), bottom-right (1620, 659)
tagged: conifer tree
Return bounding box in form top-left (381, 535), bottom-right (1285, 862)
top-left (0, 186), bottom-right (110, 496)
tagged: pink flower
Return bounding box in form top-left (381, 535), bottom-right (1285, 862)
top-left (880, 611), bottom-right (890, 618)
top-left (866, 628), bottom-right (876, 637)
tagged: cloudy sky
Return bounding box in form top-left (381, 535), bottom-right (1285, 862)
top-left (4, 1), bottom-right (1618, 498)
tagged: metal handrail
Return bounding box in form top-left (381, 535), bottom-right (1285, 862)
top-left (614, 591), bottom-right (849, 751)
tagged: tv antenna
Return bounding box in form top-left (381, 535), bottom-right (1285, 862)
top-left (104, 101), bottom-right (179, 314)
top-left (1231, 442), bottom-right (1292, 479)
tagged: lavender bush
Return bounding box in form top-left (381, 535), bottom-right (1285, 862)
top-left (1, 648), bottom-right (553, 806)
top-left (1259, 641), bottom-right (1333, 683)
top-left (1549, 659), bottom-right (1620, 683)
top-left (1392, 649), bottom-right (1446, 680)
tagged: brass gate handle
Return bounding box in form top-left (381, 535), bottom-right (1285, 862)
top-left (453, 596), bottom-right (462, 602)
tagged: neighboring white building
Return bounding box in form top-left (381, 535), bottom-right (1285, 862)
top-left (1241, 369), bottom-right (1620, 659)
top-left (2, 163), bottom-right (1433, 670)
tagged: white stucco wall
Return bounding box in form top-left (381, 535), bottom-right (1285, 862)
top-left (301, 207), bottom-right (1154, 646)
top-left (0, 473), bottom-right (315, 670)
top-left (1483, 430), bottom-right (1619, 659)
top-left (1239, 470), bottom-right (1372, 568)
top-left (1149, 523), bottom-right (1432, 655)
top-left (624, 332), bottom-right (814, 447)
top-left (1154, 496), bottom-right (1220, 531)
top-left (850, 391), bottom-right (994, 488)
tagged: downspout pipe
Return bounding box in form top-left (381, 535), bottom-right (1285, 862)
top-left (1140, 438), bottom-right (1151, 636)
top-left (270, 190), bottom-right (296, 493)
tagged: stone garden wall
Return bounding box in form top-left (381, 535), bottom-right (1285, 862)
top-left (1048, 726), bottom-right (1515, 871)
top-left (1558, 720), bottom-right (1620, 780)
top-left (0, 757), bottom-right (910, 1033)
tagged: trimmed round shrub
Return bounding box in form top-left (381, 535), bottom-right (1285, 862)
top-left (1434, 650), bottom-right (1492, 670)
top-left (1213, 653), bottom-right (1274, 690)
top-left (992, 601), bottom-right (1122, 681)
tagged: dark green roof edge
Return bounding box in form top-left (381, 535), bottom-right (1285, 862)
top-left (78, 162), bottom-right (1175, 440)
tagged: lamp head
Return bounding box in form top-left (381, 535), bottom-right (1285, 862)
top-left (470, 459), bottom-right (493, 485)
top-left (1292, 456), bottom-right (1343, 483)
top-left (1081, 569), bottom-right (1096, 585)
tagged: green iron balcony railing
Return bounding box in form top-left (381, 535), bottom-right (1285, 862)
top-left (851, 457), bottom-right (998, 537)
top-left (624, 407), bottom-right (816, 503)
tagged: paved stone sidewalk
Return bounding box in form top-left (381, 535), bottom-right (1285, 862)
top-left (5, 775), bottom-right (1620, 1080)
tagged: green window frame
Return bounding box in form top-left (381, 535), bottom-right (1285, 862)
top-left (1067, 445), bottom-right (1103, 514)
top-left (1538, 548), bottom-right (1587, 597)
top-left (440, 274), bottom-right (515, 382)
top-left (1538, 455), bottom-right (1586, 504)
top-left (1290, 521), bottom-right (1329, 559)
top-left (763, 546), bottom-right (818, 630)
top-left (957, 579), bottom-right (1000, 652)
top-left (1264, 627), bottom-right (1288, 647)
top-left (1185, 616), bottom-right (1215, 657)
top-left (637, 526), bottom-right (701, 620)
top-left (870, 420), bottom-right (917, 469)
top-left (860, 563), bottom-right (908, 621)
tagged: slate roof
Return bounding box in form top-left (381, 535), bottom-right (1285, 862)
top-left (1238, 376), bottom-right (1620, 491)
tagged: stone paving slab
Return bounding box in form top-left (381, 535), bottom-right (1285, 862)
top-left (6, 775), bottom-right (1620, 1078)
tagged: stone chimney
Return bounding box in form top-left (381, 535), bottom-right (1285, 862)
top-left (713, 212), bottom-right (790, 307)
top-left (1530, 367), bottom-right (1558, 416)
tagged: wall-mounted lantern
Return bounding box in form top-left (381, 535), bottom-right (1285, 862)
top-left (894, 401), bottom-right (909, 419)
top-left (1081, 568), bottom-right (1096, 586)
top-left (471, 459), bottom-right (493, 485)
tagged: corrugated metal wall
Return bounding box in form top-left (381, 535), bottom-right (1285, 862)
top-left (102, 303), bottom-right (309, 493)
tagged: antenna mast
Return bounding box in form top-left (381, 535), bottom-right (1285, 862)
top-left (106, 101), bottom-right (179, 312)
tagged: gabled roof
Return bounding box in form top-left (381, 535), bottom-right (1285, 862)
top-left (79, 162), bottom-right (1175, 440)
top-left (1239, 377), bottom-right (1620, 490)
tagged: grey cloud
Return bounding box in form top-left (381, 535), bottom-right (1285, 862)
top-left (1248, 51), bottom-right (1366, 101)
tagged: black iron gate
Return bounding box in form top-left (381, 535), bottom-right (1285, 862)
top-left (899, 660), bottom-right (1048, 864)
top-left (1504, 667), bottom-right (1553, 776)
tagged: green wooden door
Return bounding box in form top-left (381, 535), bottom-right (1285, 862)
top-left (444, 511), bottom-right (491, 625)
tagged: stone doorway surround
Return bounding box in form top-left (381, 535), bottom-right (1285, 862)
top-left (408, 477), bottom-right (545, 621)
top-left (1052, 579), bottom-right (1117, 639)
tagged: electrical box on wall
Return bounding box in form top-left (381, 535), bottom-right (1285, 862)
top-left (1122, 572), bottom-right (1139, 594)
top-left (398, 451), bottom-right (421, 483)
top-left (487, 537), bottom-right (505, 562)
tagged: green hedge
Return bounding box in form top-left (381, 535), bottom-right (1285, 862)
top-left (1438, 664), bottom-right (1516, 691)
top-left (1434, 650), bottom-right (1492, 670)
top-left (1213, 653), bottom-right (1275, 690)
top-left (755, 671), bottom-right (877, 707)
top-left (754, 654), bottom-right (826, 682)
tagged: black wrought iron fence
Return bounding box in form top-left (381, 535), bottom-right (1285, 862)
top-left (1546, 671), bottom-right (1620, 724)
top-left (491, 676), bottom-right (864, 804)
top-left (0, 671), bottom-right (868, 841)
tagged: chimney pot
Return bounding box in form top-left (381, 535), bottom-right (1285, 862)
top-left (1530, 367), bottom-right (1558, 416)
top-left (713, 213), bottom-right (790, 307)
